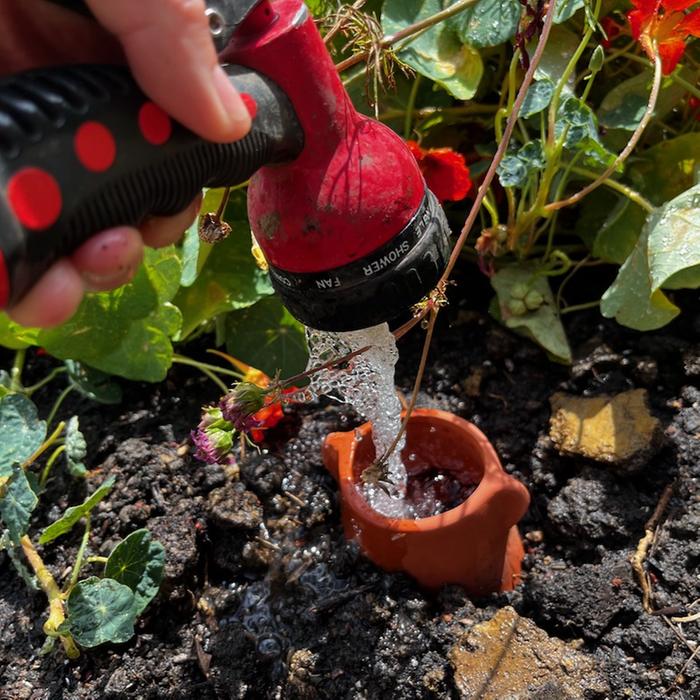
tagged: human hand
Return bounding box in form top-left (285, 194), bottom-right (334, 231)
top-left (1, 0), bottom-right (251, 327)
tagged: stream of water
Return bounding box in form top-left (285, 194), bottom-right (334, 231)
top-left (304, 323), bottom-right (412, 517)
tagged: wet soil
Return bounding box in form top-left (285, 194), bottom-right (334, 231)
top-left (1, 274), bottom-right (699, 699)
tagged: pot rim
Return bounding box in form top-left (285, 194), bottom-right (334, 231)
top-left (337, 408), bottom-right (517, 532)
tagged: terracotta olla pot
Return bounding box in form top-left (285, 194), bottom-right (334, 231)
top-left (322, 408), bottom-right (530, 595)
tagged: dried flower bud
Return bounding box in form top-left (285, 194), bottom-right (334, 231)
top-left (220, 382), bottom-right (267, 432)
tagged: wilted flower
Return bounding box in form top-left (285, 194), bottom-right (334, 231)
top-left (190, 406), bottom-right (235, 464)
top-left (627, 0), bottom-right (700, 74)
top-left (220, 381), bottom-right (267, 433)
top-left (406, 140), bottom-right (472, 202)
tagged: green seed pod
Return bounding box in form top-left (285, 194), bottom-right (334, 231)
top-left (507, 298), bottom-right (528, 316)
top-left (510, 283), bottom-right (528, 300)
top-left (524, 289), bottom-right (544, 310)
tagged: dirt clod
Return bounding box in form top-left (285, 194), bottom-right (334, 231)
top-left (449, 606), bottom-right (609, 699)
top-left (549, 389), bottom-right (662, 469)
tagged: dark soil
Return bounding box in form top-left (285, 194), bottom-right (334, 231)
top-left (1, 277), bottom-right (699, 699)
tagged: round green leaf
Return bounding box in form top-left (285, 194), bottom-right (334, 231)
top-left (449, 0), bottom-right (521, 49)
top-left (66, 577), bottom-right (136, 647)
top-left (382, 0), bottom-right (483, 100)
top-left (105, 529), bottom-right (165, 616)
top-left (0, 466), bottom-right (38, 543)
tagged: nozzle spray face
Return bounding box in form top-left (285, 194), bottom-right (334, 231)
top-left (266, 190), bottom-right (451, 331)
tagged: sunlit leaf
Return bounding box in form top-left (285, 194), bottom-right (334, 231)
top-left (64, 416), bottom-right (87, 478)
top-left (66, 577), bottom-right (136, 647)
top-left (449, 0), bottom-right (521, 48)
top-left (601, 184), bottom-right (700, 330)
top-left (39, 476), bottom-right (115, 544)
top-left (105, 529), bottom-right (165, 616)
top-left (383, 0), bottom-right (484, 99)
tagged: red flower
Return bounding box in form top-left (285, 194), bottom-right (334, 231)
top-left (406, 141), bottom-right (472, 202)
top-left (627, 0), bottom-right (700, 74)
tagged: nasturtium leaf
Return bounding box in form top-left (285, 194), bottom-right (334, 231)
top-left (532, 25), bottom-right (579, 89)
top-left (36, 247), bottom-right (183, 382)
top-left (601, 184), bottom-right (700, 330)
top-left (0, 466), bottom-right (38, 543)
top-left (598, 69), bottom-right (695, 131)
top-left (497, 155), bottom-right (529, 188)
top-left (0, 314), bottom-right (39, 350)
top-left (226, 296), bottom-right (308, 379)
top-left (0, 394), bottom-right (46, 472)
top-left (449, 0), bottom-right (521, 48)
top-left (66, 577), bottom-right (136, 647)
top-left (382, 0), bottom-right (483, 100)
top-left (632, 133), bottom-right (700, 206)
top-left (64, 416), bottom-right (87, 478)
top-left (0, 529), bottom-right (38, 589)
top-left (105, 529), bottom-right (165, 616)
top-left (556, 97), bottom-right (616, 168)
top-left (64, 360), bottom-right (122, 405)
top-left (575, 188), bottom-right (647, 264)
top-left (519, 79), bottom-right (554, 118)
top-left (497, 140), bottom-right (546, 187)
top-left (553, 0), bottom-right (584, 23)
top-left (491, 265), bottom-right (572, 363)
top-left (39, 476), bottom-right (115, 544)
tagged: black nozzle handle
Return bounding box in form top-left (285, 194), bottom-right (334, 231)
top-left (0, 63), bottom-right (303, 309)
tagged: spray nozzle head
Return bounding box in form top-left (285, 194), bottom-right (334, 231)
top-left (267, 189), bottom-right (451, 331)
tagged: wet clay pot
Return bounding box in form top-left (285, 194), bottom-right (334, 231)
top-left (322, 408), bottom-right (530, 595)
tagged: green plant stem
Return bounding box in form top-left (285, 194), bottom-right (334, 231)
top-left (481, 195), bottom-right (500, 228)
top-left (378, 104), bottom-right (498, 121)
top-left (68, 516), bottom-right (91, 590)
top-left (40, 445), bottom-right (66, 487)
top-left (569, 166), bottom-right (654, 212)
top-left (22, 421), bottom-right (65, 471)
top-left (24, 367), bottom-right (68, 397)
top-left (10, 349), bottom-right (26, 392)
top-left (20, 535), bottom-right (79, 659)
top-left (335, 0), bottom-right (480, 72)
top-left (45, 386), bottom-right (73, 429)
top-left (560, 300), bottom-right (601, 314)
top-left (172, 354), bottom-right (244, 380)
top-left (545, 52), bottom-right (663, 212)
top-left (403, 74), bottom-right (421, 139)
top-left (625, 53), bottom-right (700, 99)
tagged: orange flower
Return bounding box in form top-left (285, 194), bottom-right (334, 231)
top-left (406, 141), bottom-right (472, 202)
top-left (627, 0), bottom-right (700, 74)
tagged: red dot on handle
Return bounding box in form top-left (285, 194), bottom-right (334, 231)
top-left (0, 250), bottom-right (9, 308)
top-left (74, 121), bottom-right (116, 172)
top-left (139, 102), bottom-right (172, 145)
top-left (240, 93), bottom-right (257, 119)
top-left (7, 168), bottom-right (62, 230)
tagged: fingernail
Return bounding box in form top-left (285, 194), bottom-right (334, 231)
top-left (212, 66), bottom-right (252, 139)
top-left (82, 266), bottom-right (136, 292)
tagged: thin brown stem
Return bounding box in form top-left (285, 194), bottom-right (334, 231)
top-left (378, 306), bottom-right (438, 467)
top-left (545, 52), bottom-right (662, 213)
top-left (335, 0), bottom-right (479, 73)
top-left (438, 0), bottom-right (559, 285)
top-left (281, 345), bottom-right (371, 388)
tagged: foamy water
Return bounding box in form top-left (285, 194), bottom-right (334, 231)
top-left (304, 323), bottom-right (414, 517)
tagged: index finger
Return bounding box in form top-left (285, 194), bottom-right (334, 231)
top-left (85, 0), bottom-right (251, 143)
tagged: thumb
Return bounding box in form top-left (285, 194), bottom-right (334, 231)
top-left (85, 0), bottom-right (251, 143)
